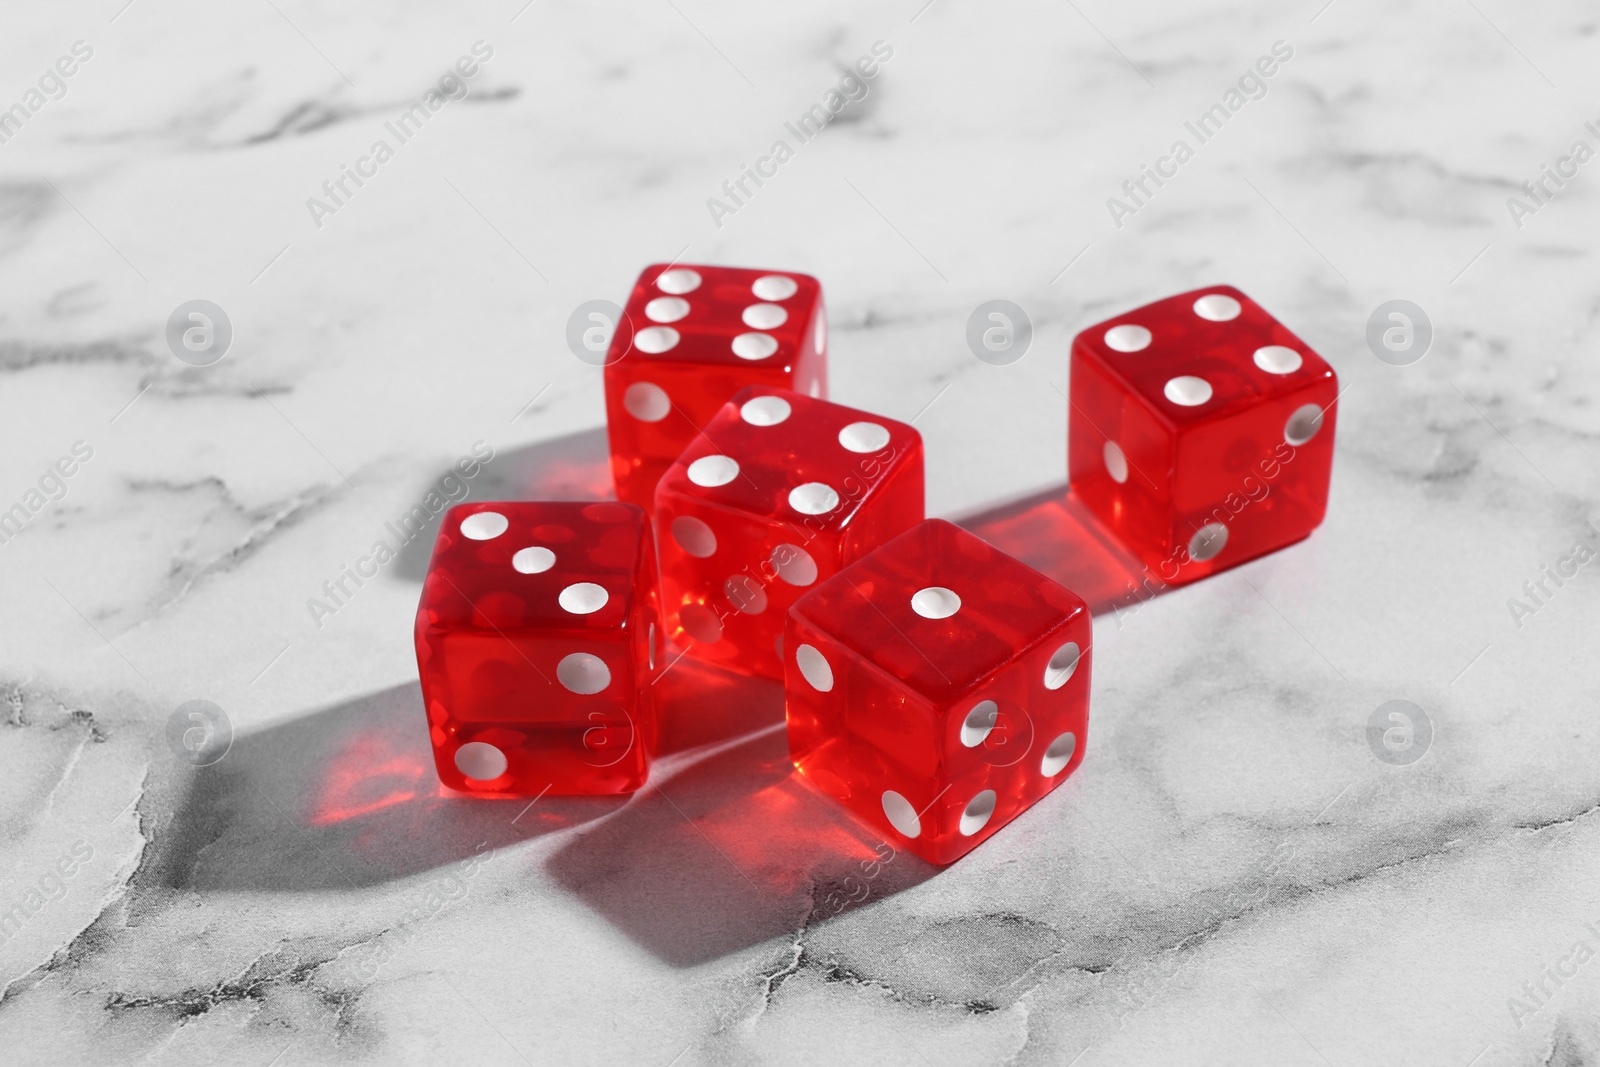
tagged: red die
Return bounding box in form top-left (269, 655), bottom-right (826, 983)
top-left (785, 519), bottom-right (1090, 865)
top-left (604, 264), bottom-right (828, 512)
top-left (1068, 286), bottom-right (1338, 585)
top-left (414, 501), bottom-right (663, 795)
top-left (655, 386), bottom-right (923, 681)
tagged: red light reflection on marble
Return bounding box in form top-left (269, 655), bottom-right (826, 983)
top-left (546, 723), bottom-right (934, 966)
top-left (307, 731), bottom-right (431, 827)
top-left (689, 761), bottom-right (887, 897)
top-left (529, 455), bottom-right (614, 501)
top-left (957, 484), bottom-right (1157, 615)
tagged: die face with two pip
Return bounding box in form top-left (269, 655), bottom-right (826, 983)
top-left (1068, 286), bottom-right (1338, 585)
top-left (655, 386), bottom-right (924, 681)
top-left (603, 264), bottom-right (828, 512)
top-left (785, 519), bottom-right (1091, 866)
top-left (414, 501), bottom-right (663, 795)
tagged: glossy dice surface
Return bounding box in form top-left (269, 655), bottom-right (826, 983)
top-left (1068, 285), bottom-right (1338, 585)
top-left (604, 264), bottom-right (828, 511)
top-left (655, 386), bottom-right (924, 681)
top-left (785, 519), bottom-right (1090, 865)
top-left (414, 501), bottom-right (663, 795)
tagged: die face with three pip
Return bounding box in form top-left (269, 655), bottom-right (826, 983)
top-left (1068, 285), bottom-right (1338, 585)
top-left (603, 264), bottom-right (828, 512)
top-left (414, 501), bottom-right (663, 796)
top-left (785, 519), bottom-right (1091, 865)
top-left (655, 386), bottom-right (925, 681)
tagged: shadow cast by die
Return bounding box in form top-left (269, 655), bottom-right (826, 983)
top-left (151, 682), bottom-right (623, 892)
top-left (956, 483), bottom-right (1171, 617)
top-left (546, 708), bottom-right (938, 969)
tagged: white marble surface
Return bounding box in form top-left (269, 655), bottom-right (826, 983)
top-left (2, 0), bottom-right (1599, 1063)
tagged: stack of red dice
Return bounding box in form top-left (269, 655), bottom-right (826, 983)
top-left (415, 267), bottom-right (1337, 864)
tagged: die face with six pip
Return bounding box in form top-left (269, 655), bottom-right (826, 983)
top-left (785, 519), bottom-right (1091, 865)
top-left (1068, 285), bottom-right (1338, 585)
top-left (655, 386), bottom-right (924, 681)
top-left (603, 264), bottom-right (828, 512)
top-left (414, 501), bottom-right (663, 796)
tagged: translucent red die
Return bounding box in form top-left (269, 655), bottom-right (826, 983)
top-left (603, 264), bottom-right (828, 511)
top-left (1068, 285), bottom-right (1338, 585)
top-left (414, 501), bottom-right (663, 795)
top-left (785, 518), bottom-right (1091, 865)
top-left (655, 386), bottom-right (924, 681)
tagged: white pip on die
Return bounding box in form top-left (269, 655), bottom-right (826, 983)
top-left (653, 386), bottom-right (924, 680)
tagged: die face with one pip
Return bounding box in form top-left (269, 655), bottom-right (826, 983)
top-left (785, 519), bottom-right (1090, 865)
top-left (414, 501), bottom-right (663, 796)
top-left (1068, 285), bottom-right (1337, 585)
top-left (655, 386), bottom-right (924, 681)
top-left (603, 264), bottom-right (828, 512)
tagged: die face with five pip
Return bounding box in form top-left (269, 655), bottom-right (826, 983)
top-left (603, 264), bottom-right (828, 512)
top-left (785, 519), bottom-right (1091, 865)
top-left (414, 501), bottom-right (663, 796)
top-left (655, 386), bottom-right (924, 681)
top-left (1068, 286), bottom-right (1338, 585)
